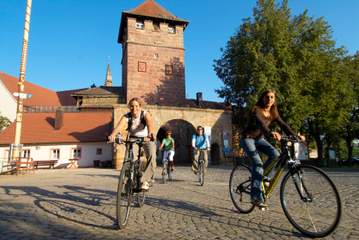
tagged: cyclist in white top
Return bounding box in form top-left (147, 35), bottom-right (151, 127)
top-left (108, 97), bottom-right (156, 190)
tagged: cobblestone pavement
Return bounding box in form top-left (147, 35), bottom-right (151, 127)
top-left (0, 166), bottom-right (358, 240)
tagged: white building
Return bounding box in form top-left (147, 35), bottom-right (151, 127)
top-left (0, 111), bottom-right (113, 169)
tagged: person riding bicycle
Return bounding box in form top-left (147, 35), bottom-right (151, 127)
top-left (108, 97), bottom-right (156, 191)
top-left (240, 90), bottom-right (302, 208)
top-left (192, 126), bottom-right (210, 174)
top-left (159, 130), bottom-right (176, 172)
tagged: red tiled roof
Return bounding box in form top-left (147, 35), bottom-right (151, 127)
top-left (0, 111), bottom-right (113, 145)
top-left (128, 0), bottom-right (177, 20)
top-left (0, 72), bottom-right (62, 107)
top-left (118, 0), bottom-right (188, 42)
top-left (56, 88), bottom-right (86, 105)
top-left (72, 86), bottom-right (124, 96)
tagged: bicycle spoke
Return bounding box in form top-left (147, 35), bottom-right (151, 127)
top-left (304, 203), bottom-right (318, 233)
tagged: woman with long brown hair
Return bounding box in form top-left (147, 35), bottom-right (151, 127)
top-left (241, 90), bottom-right (301, 208)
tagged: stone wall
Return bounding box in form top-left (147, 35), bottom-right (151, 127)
top-left (112, 104), bottom-right (232, 169)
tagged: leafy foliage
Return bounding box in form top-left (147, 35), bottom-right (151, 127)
top-left (0, 113), bottom-right (11, 131)
top-left (214, 0), bottom-right (357, 162)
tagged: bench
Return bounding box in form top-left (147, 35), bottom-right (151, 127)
top-left (15, 158), bottom-right (35, 174)
top-left (33, 160), bottom-right (58, 169)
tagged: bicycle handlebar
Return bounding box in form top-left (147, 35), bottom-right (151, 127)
top-left (280, 135), bottom-right (302, 143)
top-left (115, 136), bottom-right (145, 145)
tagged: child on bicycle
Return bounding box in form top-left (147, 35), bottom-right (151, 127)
top-left (159, 130), bottom-right (175, 172)
top-left (240, 90), bottom-right (303, 208)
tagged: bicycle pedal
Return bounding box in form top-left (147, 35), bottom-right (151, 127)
top-left (258, 206), bottom-right (268, 211)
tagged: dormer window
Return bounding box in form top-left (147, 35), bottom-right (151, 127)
top-left (168, 24), bottom-right (176, 34)
top-left (136, 19), bottom-right (144, 29)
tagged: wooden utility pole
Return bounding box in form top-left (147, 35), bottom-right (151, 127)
top-left (13, 0), bottom-right (33, 160)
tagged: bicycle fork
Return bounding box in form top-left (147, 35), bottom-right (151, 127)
top-left (291, 169), bottom-right (313, 202)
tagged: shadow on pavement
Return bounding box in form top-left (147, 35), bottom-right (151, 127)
top-left (146, 196), bottom-right (219, 218)
top-left (1, 185), bottom-right (117, 230)
top-left (146, 195), bottom-right (304, 238)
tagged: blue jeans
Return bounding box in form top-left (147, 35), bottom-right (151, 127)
top-left (240, 137), bottom-right (280, 202)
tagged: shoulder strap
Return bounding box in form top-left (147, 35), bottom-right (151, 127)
top-left (125, 112), bottom-right (132, 131)
top-left (126, 111), bottom-right (146, 131)
top-left (140, 110), bottom-right (146, 126)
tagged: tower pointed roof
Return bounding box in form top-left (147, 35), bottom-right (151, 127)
top-left (105, 64), bottom-right (112, 87)
top-left (128, 0), bottom-right (178, 20)
top-left (118, 0), bottom-right (188, 43)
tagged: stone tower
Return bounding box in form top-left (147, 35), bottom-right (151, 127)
top-left (118, 0), bottom-right (189, 106)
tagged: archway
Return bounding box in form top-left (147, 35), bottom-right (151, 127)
top-left (156, 119), bottom-right (196, 165)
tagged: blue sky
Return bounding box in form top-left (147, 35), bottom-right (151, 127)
top-left (1, 0), bottom-right (358, 102)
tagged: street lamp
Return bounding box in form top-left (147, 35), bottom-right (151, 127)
top-left (12, 0), bottom-right (33, 161)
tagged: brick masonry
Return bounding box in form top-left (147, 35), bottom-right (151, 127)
top-left (121, 17), bottom-right (186, 106)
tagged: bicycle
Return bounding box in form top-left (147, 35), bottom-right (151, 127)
top-left (116, 136), bottom-right (147, 229)
top-left (161, 152), bottom-right (173, 184)
top-left (229, 136), bottom-right (341, 238)
top-left (195, 149), bottom-right (208, 186)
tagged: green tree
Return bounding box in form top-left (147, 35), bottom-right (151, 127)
top-left (214, 0), bottom-right (306, 129)
top-left (214, 0), bottom-right (354, 163)
top-left (341, 53), bottom-right (359, 161)
top-left (0, 113), bottom-right (11, 131)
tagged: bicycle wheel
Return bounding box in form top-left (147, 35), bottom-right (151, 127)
top-left (116, 166), bottom-right (133, 229)
top-left (229, 163), bottom-right (255, 213)
top-left (167, 163), bottom-right (172, 181)
top-left (198, 160), bottom-right (204, 186)
top-left (280, 165), bottom-right (341, 237)
top-left (162, 162), bottom-right (167, 184)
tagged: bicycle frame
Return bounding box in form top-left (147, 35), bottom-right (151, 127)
top-left (122, 137), bottom-right (144, 192)
top-left (196, 149), bottom-right (208, 166)
top-left (262, 137), bottom-right (299, 199)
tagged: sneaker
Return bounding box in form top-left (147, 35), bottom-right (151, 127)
top-left (251, 199), bottom-right (268, 208)
top-left (141, 181), bottom-right (150, 191)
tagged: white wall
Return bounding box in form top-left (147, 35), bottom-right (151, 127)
top-left (0, 79), bottom-right (17, 121)
top-left (0, 142), bottom-right (113, 168)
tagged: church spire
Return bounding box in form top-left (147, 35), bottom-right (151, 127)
top-left (105, 64), bottom-right (112, 87)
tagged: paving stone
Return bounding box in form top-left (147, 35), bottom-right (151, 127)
top-left (0, 167), bottom-right (357, 239)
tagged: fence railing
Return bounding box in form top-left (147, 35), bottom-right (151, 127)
top-left (24, 106), bottom-right (79, 113)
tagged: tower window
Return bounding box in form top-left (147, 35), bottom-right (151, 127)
top-left (153, 21), bottom-right (160, 31)
top-left (136, 19), bottom-right (144, 29)
top-left (168, 24), bottom-right (176, 34)
top-left (165, 64), bottom-right (173, 75)
top-left (138, 61), bottom-right (147, 72)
